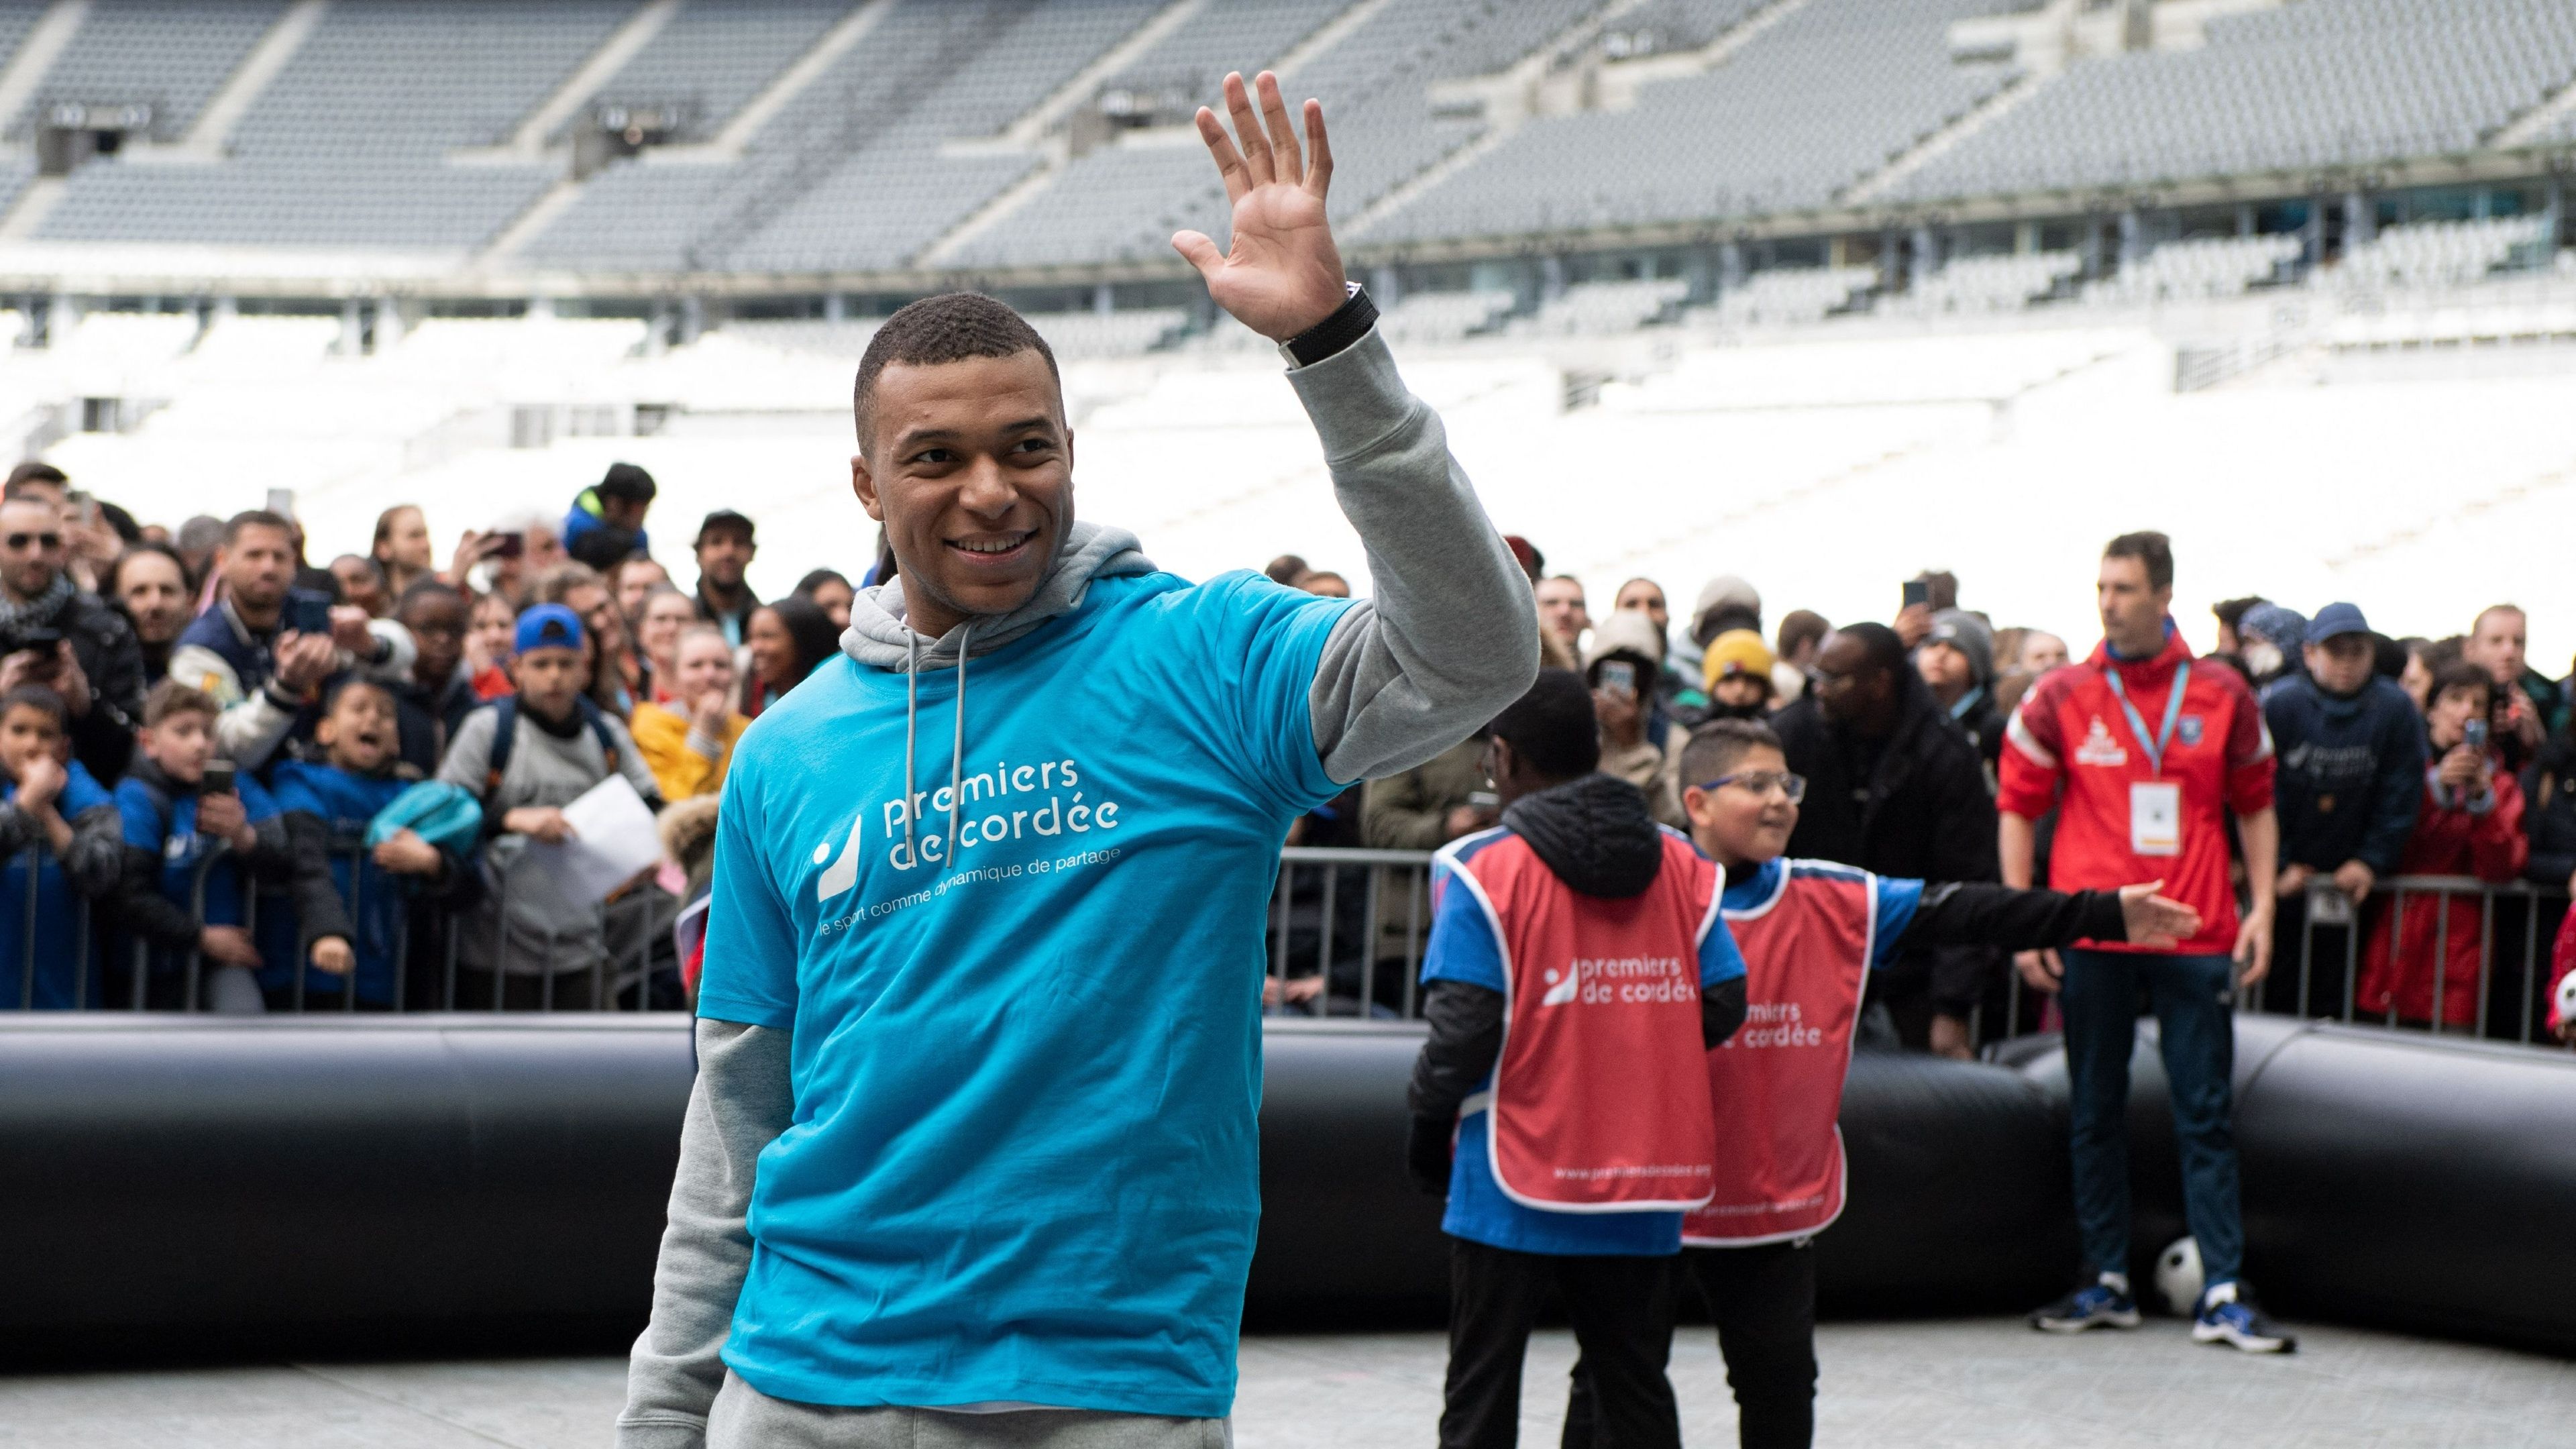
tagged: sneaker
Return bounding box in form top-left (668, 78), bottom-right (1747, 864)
top-left (2031, 1274), bottom-right (2143, 1333)
top-left (2192, 1283), bottom-right (2297, 1353)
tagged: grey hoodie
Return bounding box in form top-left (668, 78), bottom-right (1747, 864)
top-left (619, 327), bottom-right (1534, 1448)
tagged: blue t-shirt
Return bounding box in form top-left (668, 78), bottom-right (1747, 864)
top-left (270, 759), bottom-right (415, 1004)
top-left (698, 570), bottom-right (1352, 1419)
top-left (1, 761), bottom-right (113, 1009)
top-left (116, 771), bottom-right (292, 978)
top-left (1424, 827), bottom-right (1750, 1256)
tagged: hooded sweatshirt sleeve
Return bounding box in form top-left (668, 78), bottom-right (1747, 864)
top-left (1288, 329), bottom-right (1538, 784)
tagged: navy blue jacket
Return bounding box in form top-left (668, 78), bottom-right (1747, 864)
top-left (2261, 674), bottom-right (2425, 876)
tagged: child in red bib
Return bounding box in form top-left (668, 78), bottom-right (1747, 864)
top-left (1567, 718), bottom-right (2199, 1449)
top-left (1407, 672), bottom-right (1748, 1449)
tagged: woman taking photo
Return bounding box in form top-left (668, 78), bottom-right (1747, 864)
top-left (742, 596), bottom-right (840, 719)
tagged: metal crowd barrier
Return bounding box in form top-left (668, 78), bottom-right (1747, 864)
top-left (4, 839), bottom-right (676, 1015)
top-left (1267, 847), bottom-right (1434, 1020)
top-left (1990, 874), bottom-right (2575, 1051)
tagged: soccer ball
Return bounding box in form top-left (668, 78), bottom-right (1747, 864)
top-left (2555, 971), bottom-right (2576, 1028)
top-left (2153, 1236), bottom-right (2204, 1316)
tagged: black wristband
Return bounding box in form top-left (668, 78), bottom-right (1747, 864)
top-left (1281, 281), bottom-right (1377, 368)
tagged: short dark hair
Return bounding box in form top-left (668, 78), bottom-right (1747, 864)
top-left (5, 462), bottom-right (66, 494)
top-left (397, 578), bottom-right (465, 615)
top-left (852, 293), bottom-right (1059, 455)
top-left (1776, 609), bottom-right (1829, 660)
top-left (1264, 554), bottom-right (1309, 586)
top-left (0, 684), bottom-right (66, 731)
top-left (2103, 531), bottom-right (2174, 591)
top-left (223, 508), bottom-right (295, 547)
top-left (1488, 668), bottom-right (1599, 780)
top-left (320, 674), bottom-right (396, 715)
top-left (2213, 596), bottom-right (2266, 633)
top-left (598, 461), bottom-right (657, 504)
top-left (144, 679), bottom-right (219, 727)
top-left (1680, 717), bottom-right (1782, 786)
top-left (108, 541), bottom-right (193, 597)
top-left (794, 568), bottom-right (853, 598)
top-left (2430, 661), bottom-right (2493, 710)
top-left (1835, 621), bottom-right (1909, 678)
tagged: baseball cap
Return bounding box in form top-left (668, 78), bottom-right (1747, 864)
top-left (2304, 602), bottom-right (2370, 645)
top-left (514, 602), bottom-right (586, 655)
top-left (694, 508), bottom-right (756, 547)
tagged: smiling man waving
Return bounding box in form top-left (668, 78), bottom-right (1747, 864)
top-left (616, 73), bottom-right (1538, 1449)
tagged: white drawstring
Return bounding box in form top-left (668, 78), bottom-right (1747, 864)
top-left (900, 621), bottom-right (971, 878)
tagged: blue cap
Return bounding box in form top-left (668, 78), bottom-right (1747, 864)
top-left (514, 602), bottom-right (586, 655)
top-left (2304, 602), bottom-right (2369, 645)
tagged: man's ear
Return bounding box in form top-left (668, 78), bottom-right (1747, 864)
top-left (851, 453), bottom-right (884, 523)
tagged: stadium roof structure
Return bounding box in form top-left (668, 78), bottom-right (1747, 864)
top-left (0, 0), bottom-right (2557, 302)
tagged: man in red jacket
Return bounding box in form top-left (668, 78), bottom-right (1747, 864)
top-left (1998, 531), bottom-right (2295, 1352)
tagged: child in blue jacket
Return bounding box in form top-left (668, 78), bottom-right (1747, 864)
top-left (271, 676), bottom-right (469, 1008)
top-left (0, 685), bottom-right (122, 1008)
top-left (114, 680), bottom-right (294, 1010)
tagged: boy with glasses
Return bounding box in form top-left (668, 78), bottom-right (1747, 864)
top-left (1566, 717), bottom-right (2197, 1448)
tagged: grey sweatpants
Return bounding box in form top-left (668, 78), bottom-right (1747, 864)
top-left (706, 1371), bottom-right (1231, 1449)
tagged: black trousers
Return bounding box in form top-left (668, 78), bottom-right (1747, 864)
top-left (1442, 1238), bottom-right (1680, 1449)
top-left (1563, 1242), bottom-right (1818, 1449)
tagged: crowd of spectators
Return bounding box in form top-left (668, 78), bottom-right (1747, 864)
top-left (7, 455), bottom-right (2575, 1044)
top-left (0, 459), bottom-right (864, 1012)
top-left (1337, 540), bottom-right (2576, 1051)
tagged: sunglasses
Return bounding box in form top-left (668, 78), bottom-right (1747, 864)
top-left (1698, 769), bottom-right (1807, 804)
top-left (3, 532), bottom-right (62, 551)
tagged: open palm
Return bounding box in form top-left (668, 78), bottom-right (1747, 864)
top-left (1173, 70), bottom-right (1349, 343)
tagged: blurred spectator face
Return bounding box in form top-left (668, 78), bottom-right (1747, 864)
top-left (2467, 606), bottom-right (2526, 686)
top-left (696, 523), bottom-right (755, 592)
top-left (639, 590), bottom-right (694, 672)
top-left (601, 495), bottom-right (650, 531)
top-left (115, 549), bottom-right (191, 647)
top-left (2400, 644), bottom-right (2437, 712)
top-left (2426, 676), bottom-right (2491, 752)
top-left (375, 506), bottom-right (433, 576)
top-left (513, 645), bottom-right (588, 719)
top-left (2303, 634), bottom-right (2375, 696)
top-left (220, 521), bottom-right (297, 617)
top-left (2019, 631), bottom-right (2068, 672)
top-left (7, 476), bottom-right (65, 511)
top-left (399, 590), bottom-right (468, 686)
top-left (1917, 639), bottom-right (1974, 698)
top-left (1711, 674), bottom-right (1769, 712)
top-left (561, 581), bottom-right (610, 631)
top-left (0, 700), bottom-right (63, 784)
top-left (317, 680), bottom-right (399, 775)
top-left (747, 607), bottom-right (796, 690)
top-left (0, 499), bottom-right (64, 602)
top-left (2095, 553), bottom-right (2168, 653)
top-left (468, 592), bottom-right (517, 670)
top-left (1295, 572), bottom-right (1348, 598)
top-left (523, 521), bottom-right (566, 576)
top-left (1810, 632), bottom-right (1890, 729)
top-left (617, 558), bottom-right (672, 619)
top-left (675, 630), bottom-right (735, 705)
top-left (805, 572), bottom-right (856, 625)
top-left (1615, 578), bottom-right (1668, 634)
top-left (1535, 577), bottom-right (1589, 645)
top-left (138, 706), bottom-right (215, 785)
top-left (329, 554), bottom-right (386, 616)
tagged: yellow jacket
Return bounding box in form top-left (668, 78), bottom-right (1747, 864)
top-left (630, 702), bottom-right (751, 802)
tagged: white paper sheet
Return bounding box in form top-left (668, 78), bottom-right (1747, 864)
top-left (525, 774), bottom-right (663, 906)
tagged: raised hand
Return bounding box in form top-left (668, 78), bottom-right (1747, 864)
top-left (1173, 70), bottom-right (1347, 343)
top-left (2116, 879), bottom-right (2202, 951)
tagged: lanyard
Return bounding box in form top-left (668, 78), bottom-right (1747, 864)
top-left (2102, 661), bottom-right (2188, 776)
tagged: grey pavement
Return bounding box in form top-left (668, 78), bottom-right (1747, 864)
top-left (3, 1320), bottom-right (2571, 1449)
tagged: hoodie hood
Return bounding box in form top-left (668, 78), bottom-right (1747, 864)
top-left (1501, 773), bottom-right (1664, 899)
top-left (839, 519), bottom-right (1157, 881)
top-left (842, 519), bottom-right (1155, 672)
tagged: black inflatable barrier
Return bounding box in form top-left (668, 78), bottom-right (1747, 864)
top-left (2017, 1015), bottom-right (2576, 1354)
top-left (1, 1015), bottom-right (2080, 1357)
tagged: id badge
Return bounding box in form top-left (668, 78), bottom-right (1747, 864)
top-left (2130, 780), bottom-right (2181, 857)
